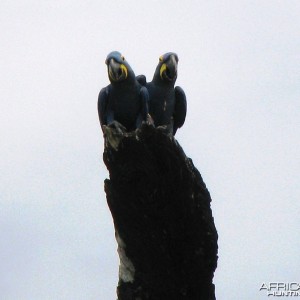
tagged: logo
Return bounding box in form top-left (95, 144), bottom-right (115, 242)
top-left (260, 283), bottom-right (300, 297)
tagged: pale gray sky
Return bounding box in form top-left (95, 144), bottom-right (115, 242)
top-left (1, 1), bottom-right (299, 299)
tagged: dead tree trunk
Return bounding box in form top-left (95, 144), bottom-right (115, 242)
top-left (103, 124), bottom-right (218, 300)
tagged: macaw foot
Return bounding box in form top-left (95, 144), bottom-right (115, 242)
top-left (146, 114), bottom-right (155, 126)
top-left (103, 121), bottom-right (127, 151)
top-left (157, 123), bottom-right (174, 138)
top-left (107, 120), bottom-right (127, 134)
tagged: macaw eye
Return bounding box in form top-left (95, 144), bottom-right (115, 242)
top-left (159, 56), bottom-right (163, 62)
top-left (121, 55), bottom-right (125, 61)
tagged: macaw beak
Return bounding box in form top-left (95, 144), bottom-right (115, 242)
top-left (108, 58), bottom-right (128, 82)
top-left (160, 54), bottom-right (178, 81)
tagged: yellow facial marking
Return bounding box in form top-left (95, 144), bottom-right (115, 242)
top-left (120, 64), bottom-right (128, 79)
top-left (160, 63), bottom-right (167, 79)
top-left (159, 56), bottom-right (163, 62)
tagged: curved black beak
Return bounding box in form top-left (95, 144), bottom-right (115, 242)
top-left (165, 54), bottom-right (178, 79)
top-left (108, 58), bottom-right (127, 82)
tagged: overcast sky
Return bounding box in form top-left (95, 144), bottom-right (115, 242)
top-left (1, 1), bottom-right (299, 299)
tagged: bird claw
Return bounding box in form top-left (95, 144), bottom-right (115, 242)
top-left (103, 121), bottom-right (127, 150)
top-left (146, 114), bottom-right (155, 126)
top-left (157, 124), bottom-right (173, 137)
top-left (107, 121), bottom-right (127, 134)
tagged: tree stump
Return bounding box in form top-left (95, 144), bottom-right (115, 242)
top-left (103, 124), bottom-right (218, 300)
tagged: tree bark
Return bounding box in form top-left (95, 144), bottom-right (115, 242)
top-left (103, 124), bottom-right (218, 300)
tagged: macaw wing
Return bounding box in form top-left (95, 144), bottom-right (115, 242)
top-left (98, 87), bottom-right (109, 126)
top-left (136, 74), bottom-right (147, 86)
top-left (173, 86), bottom-right (187, 135)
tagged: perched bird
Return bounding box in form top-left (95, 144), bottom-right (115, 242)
top-left (98, 51), bottom-right (149, 132)
top-left (137, 52), bottom-right (187, 135)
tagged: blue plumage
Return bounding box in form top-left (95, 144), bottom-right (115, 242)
top-left (137, 52), bottom-right (187, 135)
top-left (98, 51), bottom-right (149, 132)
